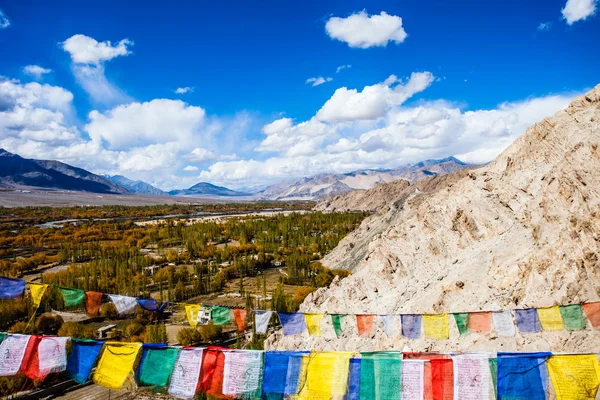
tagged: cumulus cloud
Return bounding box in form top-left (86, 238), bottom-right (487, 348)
top-left (562, 0), bottom-right (597, 24)
top-left (537, 22), bottom-right (552, 31)
top-left (325, 11), bottom-right (407, 48)
top-left (23, 65), bottom-right (52, 80)
top-left (305, 77), bottom-right (333, 86)
top-left (0, 10), bottom-right (10, 29)
top-left (183, 165), bottom-right (199, 172)
top-left (185, 147), bottom-right (217, 162)
top-left (336, 65), bottom-right (352, 73)
top-left (175, 87), bottom-right (194, 94)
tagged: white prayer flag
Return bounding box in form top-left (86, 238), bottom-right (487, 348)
top-left (199, 308), bottom-right (212, 325)
top-left (452, 354), bottom-right (492, 400)
top-left (381, 314), bottom-right (398, 338)
top-left (38, 336), bottom-right (69, 376)
top-left (108, 294), bottom-right (138, 315)
top-left (254, 310), bottom-right (273, 334)
top-left (222, 350), bottom-right (263, 397)
top-left (492, 310), bottom-right (516, 337)
top-left (168, 347), bottom-right (204, 399)
top-left (0, 334), bottom-right (31, 376)
top-left (401, 360), bottom-right (425, 400)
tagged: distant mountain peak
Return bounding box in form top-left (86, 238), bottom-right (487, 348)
top-left (105, 174), bottom-right (167, 196)
top-left (169, 181), bottom-right (249, 197)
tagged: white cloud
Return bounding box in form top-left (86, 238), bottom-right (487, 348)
top-left (562, 0), bottom-right (597, 24)
top-left (0, 10), bottom-right (10, 29)
top-left (23, 65), bottom-right (52, 80)
top-left (175, 87), bottom-right (194, 94)
top-left (316, 71), bottom-right (435, 122)
top-left (537, 22), bottom-right (552, 31)
top-left (62, 34), bottom-right (133, 65)
top-left (305, 77), bottom-right (333, 86)
top-left (325, 11), bottom-right (407, 49)
top-left (183, 165), bottom-right (199, 172)
top-left (185, 147), bottom-right (217, 162)
top-left (71, 64), bottom-right (130, 105)
top-left (336, 65), bottom-right (352, 73)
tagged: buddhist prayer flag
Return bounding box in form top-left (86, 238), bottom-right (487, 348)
top-left (185, 304), bottom-right (201, 328)
top-left (423, 313), bottom-right (449, 339)
top-left (108, 294), bottom-right (138, 316)
top-left (29, 283), bottom-right (48, 308)
top-left (489, 358), bottom-right (498, 398)
top-left (345, 357), bottom-right (361, 400)
top-left (401, 360), bottom-right (425, 400)
top-left (560, 304), bottom-right (586, 331)
top-left (331, 314), bottom-right (346, 338)
top-left (137, 299), bottom-right (161, 311)
top-left (402, 314), bottom-right (422, 339)
top-left (452, 354), bottom-right (492, 400)
top-left (66, 339), bottom-right (104, 384)
top-left (222, 350), bottom-right (264, 399)
top-left (0, 332), bottom-right (6, 343)
top-left (360, 352), bottom-right (402, 400)
top-left (492, 310), bottom-right (516, 337)
top-left (261, 351), bottom-right (308, 399)
top-left (497, 353), bottom-right (550, 400)
top-left (199, 308), bottom-right (212, 325)
top-left (19, 335), bottom-right (42, 380)
top-left (453, 313), bottom-right (469, 336)
top-left (211, 306), bottom-right (231, 325)
top-left (37, 336), bottom-right (69, 378)
top-left (232, 309), bottom-right (247, 332)
top-left (548, 354), bottom-right (600, 400)
top-left (380, 314), bottom-right (398, 338)
top-left (298, 351), bottom-right (352, 400)
top-left (582, 302), bottom-right (600, 329)
top-left (85, 291), bottom-right (103, 316)
top-left (279, 312), bottom-right (307, 336)
top-left (515, 308), bottom-right (541, 333)
top-left (168, 347), bottom-right (204, 399)
top-left (0, 276), bottom-right (25, 299)
top-left (93, 342), bottom-right (142, 390)
top-left (137, 345), bottom-right (179, 388)
top-left (59, 287), bottom-right (85, 308)
top-left (468, 311), bottom-right (491, 333)
top-left (201, 347), bottom-right (228, 398)
top-left (254, 310), bottom-right (273, 334)
top-left (356, 314), bottom-right (375, 337)
top-left (0, 334), bottom-right (31, 376)
top-left (431, 359), bottom-right (454, 400)
top-left (305, 313), bottom-right (322, 337)
top-left (538, 306), bottom-right (564, 331)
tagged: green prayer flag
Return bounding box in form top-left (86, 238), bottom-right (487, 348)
top-left (360, 352), bottom-right (402, 400)
top-left (453, 313), bottom-right (469, 335)
top-left (138, 347), bottom-right (180, 387)
top-left (59, 287), bottom-right (86, 308)
top-left (0, 332), bottom-right (6, 343)
top-left (331, 314), bottom-right (345, 338)
top-left (211, 306), bottom-right (231, 325)
top-left (560, 304), bottom-right (586, 331)
top-left (489, 358), bottom-right (498, 400)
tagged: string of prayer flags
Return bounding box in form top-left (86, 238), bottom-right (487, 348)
top-left (423, 313), bottom-right (449, 339)
top-left (305, 313), bottom-right (323, 337)
top-left (468, 311), bottom-right (492, 333)
top-left (222, 350), bottom-right (264, 399)
top-left (453, 313), bottom-right (469, 336)
top-left (168, 347), bottom-right (204, 399)
top-left (515, 308), bottom-right (542, 333)
top-left (356, 314), bottom-right (375, 337)
top-left (451, 354), bottom-right (492, 400)
top-left (346, 357), bottom-right (361, 400)
top-left (254, 310), bottom-right (273, 334)
top-left (548, 354), bottom-right (600, 400)
top-left (497, 352), bottom-right (551, 400)
top-left (232, 309), bottom-right (247, 332)
top-left (211, 306), bottom-right (231, 325)
top-left (297, 352), bottom-right (352, 400)
top-left (137, 344), bottom-right (179, 388)
top-left (185, 304), bottom-right (201, 328)
top-left (560, 304), bottom-right (586, 331)
top-left (0, 334), bottom-right (31, 376)
top-left (93, 342), bottom-right (142, 390)
top-left (279, 312), bottom-right (307, 336)
top-left (401, 360), bottom-right (425, 400)
top-left (108, 294), bottom-right (138, 316)
top-left (65, 339), bottom-right (104, 384)
top-left (0, 276), bottom-right (26, 299)
top-left (29, 283), bottom-right (48, 308)
top-left (492, 310), bottom-right (516, 337)
top-left (538, 306), bottom-right (564, 331)
top-left (402, 314), bottom-right (422, 339)
top-left (380, 314), bottom-right (398, 338)
top-left (331, 314), bottom-right (346, 338)
top-left (582, 302), bottom-right (600, 329)
top-left (85, 291), bottom-right (102, 316)
top-left (261, 351), bottom-right (309, 399)
top-left (430, 358), bottom-right (454, 400)
top-left (59, 287), bottom-right (85, 308)
top-left (360, 352), bottom-right (402, 400)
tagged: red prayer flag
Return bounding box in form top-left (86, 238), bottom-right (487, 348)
top-left (403, 353), bottom-right (449, 400)
top-left (356, 314), bottom-right (375, 337)
top-left (431, 358), bottom-right (454, 400)
top-left (86, 291), bottom-right (103, 316)
top-left (232, 309), bottom-right (247, 332)
top-left (582, 302), bottom-right (600, 329)
top-left (20, 335), bottom-right (42, 380)
top-left (200, 347), bottom-right (231, 399)
top-left (468, 311), bottom-right (492, 333)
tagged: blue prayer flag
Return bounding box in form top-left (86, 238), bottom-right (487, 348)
top-left (401, 314), bottom-right (422, 338)
top-left (0, 277), bottom-right (25, 299)
top-left (65, 339), bottom-right (104, 384)
top-left (278, 312), bottom-right (307, 336)
top-left (497, 352), bottom-right (551, 400)
top-left (262, 351), bottom-right (309, 399)
top-left (515, 309), bottom-right (541, 333)
top-left (344, 357), bottom-right (361, 400)
top-left (137, 299), bottom-right (162, 311)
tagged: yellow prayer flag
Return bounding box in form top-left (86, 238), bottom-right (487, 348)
top-left (93, 342), bottom-right (142, 390)
top-left (423, 313), bottom-right (449, 339)
top-left (29, 283), bottom-right (48, 308)
top-left (538, 306), bottom-right (564, 331)
top-left (297, 352), bottom-right (352, 400)
top-left (548, 355), bottom-right (600, 400)
top-left (305, 313), bottom-right (323, 337)
top-left (185, 304), bottom-right (200, 328)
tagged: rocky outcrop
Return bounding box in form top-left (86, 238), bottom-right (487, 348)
top-left (267, 84), bottom-right (600, 353)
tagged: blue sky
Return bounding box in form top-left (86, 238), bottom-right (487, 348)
top-left (0, 0), bottom-right (598, 190)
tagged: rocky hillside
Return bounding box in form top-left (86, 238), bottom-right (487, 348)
top-left (267, 84), bottom-right (600, 353)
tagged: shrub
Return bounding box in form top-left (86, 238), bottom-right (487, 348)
top-left (100, 303), bottom-right (118, 319)
top-left (57, 322), bottom-right (96, 339)
top-left (36, 313), bottom-right (64, 334)
top-left (177, 328), bottom-right (202, 346)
